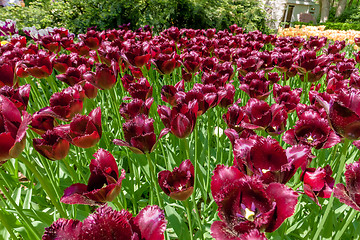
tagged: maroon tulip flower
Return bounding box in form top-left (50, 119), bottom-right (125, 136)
top-left (119, 98), bottom-right (153, 121)
top-left (113, 114), bottom-right (168, 154)
top-left (128, 78), bottom-right (153, 101)
top-left (158, 159), bottom-right (194, 201)
top-left (243, 98), bottom-right (288, 135)
top-left (151, 52), bottom-right (179, 75)
top-left (181, 51), bottom-right (202, 74)
top-left (161, 80), bottom-right (185, 106)
top-left (236, 55), bottom-right (263, 76)
top-left (301, 165), bottom-right (334, 206)
top-left (56, 65), bottom-right (87, 86)
top-left (33, 127), bottom-right (70, 161)
top-left (49, 86), bottom-right (83, 121)
top-left (222, 103), bottom-right (251, 134)
top-left (0, 84), bottom-right (30, 111)
top-left (22, 50), bottom-right (54, 79)
top-left (273, 84), bottom-right (302, 112)
top-left (211, 165), bottom-right (298, 238)
top-left (0, 95), bottom-right (31, 165)
top-left (316, 87), bottom-right (360, 140)
top-left (121, 40), bottom-right (151, 68)
top-left (333, 159), bottom-right (360, 211)
top-left (233, 135), bottom-right (313, 184)
top-left (283, 110), bottom-right (341, 149)
top-left (83, 63), bottom-right (117, 90)
top-left (218, 83), bottom-right (235, 108)
top-left (157, 100), bottom-right (198, 139)
top-left (239, 71), bottom-right (271, 100)
top-left (303, 36), bottom-right (327, 52)
top-left (65, 107), bottom-right (102, 148)
top-left (61, 148), bottom-right (126, 205)
top-left (78, 29), bottom-right (105, 50)
top-left (30, 107), bottom-right (56, 135)
top-left (161, 26), bottom-right (181, 42)
top-left (0, 62), bottom-right (15, 87)
top-left (43, 205), bottom-right (167, 240)
top-left (292, 50), bottom-right (330, 81)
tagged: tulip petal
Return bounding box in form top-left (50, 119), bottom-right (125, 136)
top-left (43, 218), bottom-right (82, 240)
top-left (133, 205), bottom-right (167, 240)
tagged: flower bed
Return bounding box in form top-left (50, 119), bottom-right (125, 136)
top-left (1, 20), bottom-right (360, 239)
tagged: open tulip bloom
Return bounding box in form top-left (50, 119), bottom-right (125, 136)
top-left (4, 23), bottom-right (360, 240)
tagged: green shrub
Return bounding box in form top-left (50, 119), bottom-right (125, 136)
top-left (0, 0), bottom-right (269, 34)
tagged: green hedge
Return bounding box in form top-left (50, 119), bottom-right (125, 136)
top-left (0, 0), bottom-right (269, 35)
top-left (289, 21), bottom-right (360, 31)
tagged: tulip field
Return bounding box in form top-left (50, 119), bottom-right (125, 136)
top-left (2, 19), bottom-right (360, 239)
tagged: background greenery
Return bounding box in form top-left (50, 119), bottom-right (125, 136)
top-left (0, 0), bottom-right (269, 34)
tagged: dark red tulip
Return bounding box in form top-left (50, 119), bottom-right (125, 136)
top-left (61, 148), bottom-right (126, 205)
top-left (182, 67), bottom-right (193, 82)
top-left (201, 72), bottom-right (228, 88)
top-left (355, 37), bottom-right (360, 47)
top-left (0, 95), bottom-right (31, 165)
top-left (334, 159), bottom-right (360, 211)
top-left (239, 71), bottom-right (271, 100)
top-left (161, 80), bottom-right (185, 106)
top-left (325, 40), bottom-right (345, 54)
top-left (0, 84), bottom-right (30, 111)
top-left (128, 78), bottom-right (153, 101)
top-left (218, 83), bottom-right (235, 108)
top-left (161, 26), bottom-right (181, 42)
top-left (66, 107), bottom-right (102, 148)
top-left (273, 84), bottom-right (302, 113)
top-left (222, 103), bottom-right (250, 133)
top-left (158, 159), bottom-right (194, 201)
top-left (0, 62), bottom-right (15, 87)
top-left (23, 50), bottom-right (54, 79)
top-left (38, 35), bottom-right (61, 53)
top-left (181, 51), bottom-right (202, 74)
top-left (283, 110), bottom-right (341, 149)
top-left (30, 107), bottom-right (56, 135)
top-left (152, 52), bottom-right (179, 75)
top-left (119, 98), bottom-right (153, 121)
top-left (43, 205), bottom-right (167, 240)
top-left (66, 42), bottom-right (91, 56)
top-left (49, 86), bottom-right (83, 121)
top-left (244, 98), bottom-right (288, 135)
top-left (233, 136), bottom-right (313, 184)
top-left (211, 165), bottom-right (298, 238)
top-left (78, 29), bottom-right (105, 50)
top-left (157, 100), bottom-right (198, 139)
top-left (113, 114), bottom-right (168, 154)
top-left (200, 57), bottom-right (219, 73)
top-left (121, 40), bottom-right (151, 68)
top-left (316, 88), bottom-right (360, 140)
top-left (236, 55), bottom-right (263, 76)
top-left (335, 60), bottom-right (356, 79)
top-left (303, 36), bottom-right (327, 52)
top-left (292, 50), bottom-right (329, 78)
top-left (301, 165), bottom-right (334, 206)
top-left (56, 65), bottom-right (87, 86)
top-left (33, 128), bottom-right (70, 161)
top-left (83, 63), bottom-right (117, 90)
top-left (121, 74), bottom-right (136, 92)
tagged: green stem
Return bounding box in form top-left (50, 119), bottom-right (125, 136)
top-left (17, 154), bottom-right (68, 218)
top-left (312, 139), bottom-right (350, 240)
top-left (146, 153), bottom-right (163, 208)
top-left (334, 209), bottom-right (358, 240)
top-left (184, 199), bottom-right (194, 240)
top-left (0, 183), bottom-right (40, 239)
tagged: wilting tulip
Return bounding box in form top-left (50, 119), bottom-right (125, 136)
top-left (119, 98), bottom-right (153, 121)
top-left (49, 86), bottom-right (83, 121)
top-left (43, 205), bottom-right (167, 240)
top-left (33, 128), bottom-right (70, 161)
top-left (283, 110), bottom-right (341, 149)
top-left (316, 88), bottom-right (360, 140)
top-left (233, 135), bottom-right (313, 184)
top-left (334, 160), bottom-right (360, 211)
top-left (301, 165), bottom-right (334, 206)
top-left (0, 95), bottom-right (31, 165)
top-left (61, 148), bottom-right (126, 205)
top-left (158, 159), bottom-right (194, 201)
top-left (0, 84), bottom-right (30, 111)
top-left (211, 165), bottom-right (298, 238)
top-left (157, 100), bottom-right (198, 139)
top-left (65, 107), bottom-right (102, 148)
top-left (113, 114), bottom-right (168, 154)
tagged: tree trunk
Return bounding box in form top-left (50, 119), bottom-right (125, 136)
top-left (335, 0), bottom-right (347, 17)
top-left (320, 0), bottom-right (330, 23)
